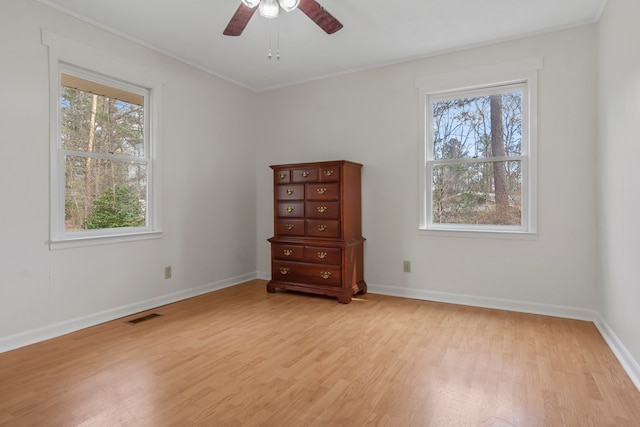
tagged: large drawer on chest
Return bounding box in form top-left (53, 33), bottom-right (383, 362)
top-left (303, 246), bottom-right (341, 265)
top-left (273, 244), bottom-right (341, 265)
top-left (272, 261), bottom-right (341, 287)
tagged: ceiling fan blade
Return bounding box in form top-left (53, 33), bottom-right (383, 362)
top-left (223, 3), bottom-right (258, 36)
top-left (297, 0), bottom-right (343, 34)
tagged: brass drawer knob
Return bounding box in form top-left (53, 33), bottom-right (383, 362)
top-left (285, 224), bottom-right (295, 230)
top-left (323, 170), bottom-right (334, 177)
top-left (280, 267), bottom-right (290, 275)
top-left (317, 251), bottom-right (327, 259)
top-left (316, 206), bottom-right (327, 213)
top-left (286, 189), bottom-right (294, 195)
top-left (278, 172), bottom-right (286, 179)
top-left (317, 225), bottom-right (327, 232)
top-left (283, 249), bottom-right (293, 256)
top-left (320, 271), bottom-right (332, 279)
top-left (316, 187), bottom-right (327, 195)
top-left (301, 171), bottom-right (309, 177)
top-left (286, 206), bottom-right (294, 213)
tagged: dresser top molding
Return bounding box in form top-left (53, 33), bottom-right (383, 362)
top-left (269, 160), bottom-right (363, 170)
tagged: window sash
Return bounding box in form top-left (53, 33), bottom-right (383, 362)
top-left (427, 158), bottom-right (528, 230)
top-left (52, 64), bottom-right (155, 243)
top-left (422, 82), bottom-right (533, 233)
top-left (426, 82), bottom-right (528, 163)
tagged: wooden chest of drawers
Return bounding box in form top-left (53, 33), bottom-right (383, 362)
top-left (267, 160), bottom-right (366, 303)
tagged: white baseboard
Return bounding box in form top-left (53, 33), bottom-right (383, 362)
top-left (0, 272), bottom-right (257, 354)
top-left (593, 313), bottom-right (640, 392)
top-left (256, 270), bottom-right (271, 281)
top-left (367, 283), bottom-right (597, 320)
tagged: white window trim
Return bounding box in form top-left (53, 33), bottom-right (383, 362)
top-left (42, 30), bottom-right (163, 249)
top-left (416, 57), bottom-right (542, 238)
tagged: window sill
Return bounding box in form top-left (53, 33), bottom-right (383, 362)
top-left (418, 228), bottom-right (538, 241)
top-left (49, 230), bottom-right (163, 250)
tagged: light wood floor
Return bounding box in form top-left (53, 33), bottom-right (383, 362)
top-left (1, 280), bottom-right (639, 426)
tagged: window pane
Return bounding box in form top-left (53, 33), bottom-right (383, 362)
top-left (61, 83), bottom-right (144, 157)
top-left (65, 156), bottom-right (147, 231)
top-left (432, 160), bottom-right (521, 225)
top-left (432, 91), bottom-right (522, 160)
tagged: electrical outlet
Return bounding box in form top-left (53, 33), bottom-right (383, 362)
top-left (164, 266), bottom-right (172, 279)
top-left (403, 260), bottom-right (411, 273)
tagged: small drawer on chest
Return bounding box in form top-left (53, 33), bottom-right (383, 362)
top-left (304, 246), bottom-right (341, 265)
top-left (276, 184), bottom-right (304, 200)
top-left (291, 167), bottom-right (319, 182)
top-left (272, 244), bottom-right (304, 261)
top-left (306, 183), bottom-right (340, 201)
top-left (274, 169), bottom-right (290, 183)
top-left (276, 219), bottom-right (305, 236)
top-left (306, 201), bottom-right (340, 219)
top-left (306, 220), bottom-right (340, 238)
top-left (319, 166), bottom-right (340, 182)
top-left (276, 201), bottom-right (304, 218)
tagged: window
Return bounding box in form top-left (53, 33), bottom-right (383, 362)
top-left (59, 68), bottom-right (149, 233)
top-left (418, 59), bottom-right (540, 235)
top-left (45, 30), bottom-right (162, 247)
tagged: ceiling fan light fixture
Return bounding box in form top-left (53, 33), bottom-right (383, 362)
top-left (278, 0), bottom-right (300, 12)
top-left (259, 0), bottom-right (279, 18)
top-left (241, 0), bottom-right (261, 8)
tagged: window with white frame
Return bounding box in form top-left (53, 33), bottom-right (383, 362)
top-left (57, 66), bottom-right (150, 235)
top-left (418, 59), bottom-right (540, 234)
top-left (45, 37), bottom-right (163, 249)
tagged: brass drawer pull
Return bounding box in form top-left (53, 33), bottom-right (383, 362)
top-left (286, 189), bottom-right (294, 195)
top-left (316, 187), bottom-right (327, 195)
top-left (320, 271), bottom-right (332, 279)
top-left (301, 171), bottom-right (309, 177)
top-left (317, 251), bottom-right (327, 259)
top-left (323, 170), bottom-right (334, 177)
top-left (317, 225), bottom-right (327, 232)
top-left (278, 172), bottom-right (286, 179)
top-left (283, 249), bottom-right (293, 256)
top-left (280, 267), bottom-right (290, 275)
top-left (316, 206), bottom-right (327, 213)
top-left (286, 206), bottom-right (295, 213)
top-left (285, 224), bottom-right (295, 230)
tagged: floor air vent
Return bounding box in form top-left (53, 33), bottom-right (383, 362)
top-left (126, 313), bottom-right (162, 325)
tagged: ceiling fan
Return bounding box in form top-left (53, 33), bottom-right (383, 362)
top-left (223, 0), bottom-right (343, 36)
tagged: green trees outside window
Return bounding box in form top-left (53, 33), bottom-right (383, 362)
top-left (60, 73), bottom-right (148, 232)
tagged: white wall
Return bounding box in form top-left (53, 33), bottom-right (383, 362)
top-left (256, 25), bottom-right (599, 317)
top-left (0, 0), bottom-right (258, 350)
top-left (597, 0), bottom-right (640, 382)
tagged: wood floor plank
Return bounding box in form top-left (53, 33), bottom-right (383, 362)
top-left (1, 279), bottom-right (639, 426)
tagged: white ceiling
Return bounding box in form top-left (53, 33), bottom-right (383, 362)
top-left (39, 0), bottom-right (606, 92)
